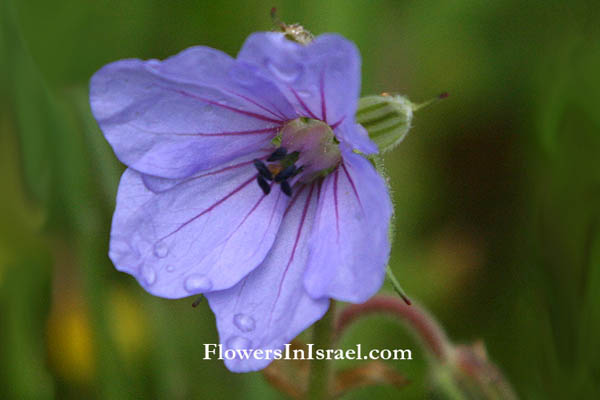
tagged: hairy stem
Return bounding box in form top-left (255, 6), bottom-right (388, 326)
top-left (335, 295), bottom-right (450, 361)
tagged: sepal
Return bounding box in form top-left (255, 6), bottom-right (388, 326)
top-left (356, 94), bottom-right (414, 153)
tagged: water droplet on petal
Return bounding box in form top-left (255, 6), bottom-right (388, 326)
top-left (166, 265), bottom-right (175, 273)
top-left (227, 336), bottom-right (251, 350)
top-left (297, 90), bottom-right (313, 97)
top-left (184, 274), bottom-right (213, 293)
top-left (141, 265), bottom-right (156, 286)
top-left (110, 238), bottom-right (141, 263)
top-left (266, 60), bottom-right (302, 82)
top-left (153, 241), bottom-right (169, 258)
top-left (233, 313), bottom-right (256, 333)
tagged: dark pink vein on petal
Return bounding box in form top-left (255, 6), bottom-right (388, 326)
top-left (230, 181), bottom-right (281, 253)
top-left (224, 88), bottom-right (288, 121)
top-left (210, 183), bottom-right (277, 265)
top-left (230, 188), bottom-right (284, 272)
top-left (333, 168), bottom-right (340, 242)
top-left (174, 127), bottom-right (280, 137)
top-left (169, 87), bottom-right (283, 124)
top-left (233, 187), bottom-right (299, 313)
top-left (158, 174), bottom-right (257, 242)
top-left (319, 68), bottom-right (328, 123)
top-left (316, 179), bottom-right (322, 203)
top-left (163, 155), bottom-right (267, 192)
top-left (330, 116), bottom-right (345, 130)
top-left (268, 183), bottom-right (315, 328)
top-left (266, 189), bottom-right (284, 234)
top-left (143, 156), bottom-right (263, 194)
top-left (289, 87), bottom-right (319, 120)
top-left (225, 191), bottom-right (268, 243)
top-left (195, 154), bottom-right (272, 179)
top-left (341, 163), bottom-right (364, 212)
top-left (284, 184), bottom-right (307, 217)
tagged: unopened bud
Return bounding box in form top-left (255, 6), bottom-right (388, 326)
top-left (356, 92), bottom-right (447, 153)
top-left (356, 94), bottom-right (414, 153)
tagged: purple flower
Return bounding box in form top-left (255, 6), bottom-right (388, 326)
top-left (90, 32), bottom-right (392, 372)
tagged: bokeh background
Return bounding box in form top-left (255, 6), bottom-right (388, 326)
top-left (1, 0), bottom-right (599, 398)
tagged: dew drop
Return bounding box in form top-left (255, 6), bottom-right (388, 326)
top-left (266, 60), bottom-right (302, 82)
top-left (184, 274), bottom-right (213, 293)
top-left (110, 238), bottom-right (139, 259)
top-left (141, 265), bottom-right (156, 286)
top-left (227, 336), bottom-right (251, 350)
top-left (296, 90), bottom-right (311, 97)
top-left (233, 313), bottom-right (256, 333)
top-left (153, 241), bottom-right (169, 258)
top-left (166, 265), bottom-right (175, 273)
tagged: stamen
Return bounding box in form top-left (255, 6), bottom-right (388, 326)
top-left (257, 175), bottom-right (271, 195)
top-left (275, 165), bottom-right (298, 182)
top-left (280, 180), bottom-right (292, 196)
top-left (253, 159), bottom-right (273, 180)
top-left (292, 165), bottom-right (304, 177)
top-left (267, 147), bottom-right (288, 162)
top-left (268, 164), bottom-right (283, 177)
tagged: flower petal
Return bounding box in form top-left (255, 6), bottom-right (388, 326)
top-left (155, 46), bottom-right (298, 123)
top-left (206, 183), bottom-right (329, 372)
top-left (109, 151), bottom-right (288, 298)
top-left (335, 119), bottom-right (378, 155)
top-left (90, 46), bottom-right (296, 178)
top-left (303, 148), bottom-right (392, 303)
top-left (238, 32), bottom-right (376, 153)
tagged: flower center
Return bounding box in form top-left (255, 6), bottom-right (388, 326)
top-left (253, 118), bottom-right (341, 196)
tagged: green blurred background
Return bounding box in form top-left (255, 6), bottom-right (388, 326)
top-left (1, 0), bottom-right (599, 398)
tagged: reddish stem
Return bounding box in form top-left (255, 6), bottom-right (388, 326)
top-left (335, 295), bottom-right (450, 362)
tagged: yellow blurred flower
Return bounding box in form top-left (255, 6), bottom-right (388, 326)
top-left (107, 286), bottom-right (148, 360)
top-left (46, 298), bottom-right (95, 384)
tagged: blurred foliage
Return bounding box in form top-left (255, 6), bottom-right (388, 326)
top-left (1, 0), bottom-right (600, 398)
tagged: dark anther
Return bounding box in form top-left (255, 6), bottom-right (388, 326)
top-left (257, 175), bottom-right (271, 195)
top-left (292, 165), bottom-right (304, 177)
top-left (253, 159), bottom-right (273, 180)
top-left (275, 164), bottom-right (297, 182)
top-left (280, 180), bottom-right (292, 196)
top-left (267, 147), bottom-right (288, 162)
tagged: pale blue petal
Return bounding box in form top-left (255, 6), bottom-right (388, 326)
top-left (303, 148), bottom-right (392, 302)
top-left (90, 47), bottom-right (296, 178)
top-left (238, 32), bottom-right (376, 154)
top-left (109, 151), bottom-right (288, 298)
top-left (206, 183), bottom-right (329, 372)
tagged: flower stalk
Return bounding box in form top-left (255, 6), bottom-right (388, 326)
top-left (335, 295), bottom-right (517, 399)
top-left (335, 295), bottom-right (450, 361)
top-left (307, 301), bottom-right (336, 399)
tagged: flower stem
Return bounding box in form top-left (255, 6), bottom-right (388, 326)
top-left (335, 295), bottom-right (450, 361)
top-left (307, 300), bottom-right (336, 399)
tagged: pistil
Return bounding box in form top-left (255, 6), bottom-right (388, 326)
top-left (253, 117), bottom-right (342, 197)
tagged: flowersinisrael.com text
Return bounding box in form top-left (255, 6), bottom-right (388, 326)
top-left (204, 343), bottom-right (412, 361)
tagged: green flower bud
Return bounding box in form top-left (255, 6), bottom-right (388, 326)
top-left (356, 94), bottom-right (414, 153)
top-left (357, 92), bottom-right (447, 153)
